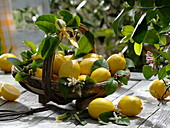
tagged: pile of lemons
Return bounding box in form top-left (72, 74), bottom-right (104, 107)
top-left (34, 51), bottom-right (126, 83)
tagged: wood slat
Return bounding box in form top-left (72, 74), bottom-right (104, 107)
top-left (139, 101), bottom-right (170, 128)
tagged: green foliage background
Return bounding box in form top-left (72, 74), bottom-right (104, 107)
top-left (12, 0), bottom-right (170, 73)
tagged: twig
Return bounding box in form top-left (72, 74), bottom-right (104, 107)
top-left (160, 79), bottom-right (170, 100)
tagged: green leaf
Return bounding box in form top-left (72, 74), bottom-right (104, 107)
top-left (35, 21), bottom-right (57, 34)
top-left (98, 111), bottom-right (113, 124)
top-left (74, 31), bottom-right (94, 58)
top-left (166, 64), bottom-right (170, 76)
top-left (158, 67), bottom-right (167, 80)
top-left (58, 10), bottom-right (73, 23)
top-left (74, 113), bottom-right (87, 126)
top-left (146, 9), bottom-right (157, 22)
top-left (134, 11), bottom-right (141, 23)
top-left (121, 25), bottom-right (134, 36)
top-left (67, 15), bottom-right (80, 28)
top-left (160, 25), bottom-right (170, 34)
top-left (58, 78), bottom-right (70, 99)
top-left (115, 115), bottom-right (130, 126)
top-left (120, 35), bottom-right (131, 43)
top-left (143, 30), bottom-right (159, 44)
top-left (142, 65), bottom-right (158, 79)
top-left (112, 7), bottom-right (132, 37)
top-left (6, 58), bottom-right (22, 71)
top-left (158, 34), bottom-right (166, 45)
top-left (125, 58), bottom-right (135, 69)
top-left (134, 42), bottom-right (143, 56)
top-left (156, 50), bottom-right (170, 61)
top-left (115, 70), bottom-right (128, 76)
top-left (94, 29), bottom-right (114, 37)
top-left (58, 43), bottom-right (70, 51)
top-left (32, 59), bottom-right (43, 72)
top-left (37, 36), bottom-right (60, 59)
top-left (105, 78), bottom-right (118, 95)
top-left (20, 51), bottom-right (33, 60)
top-left (56, 112), bottom-right (72, 122)
top-left (140, 0), bottom-right (154, 7)
top-left (98, 111), bottom-right (130, 126)
top-left (15, 71), bottom-right (29, 81)
top-left (36, 14), bottom-right (58, 24)
top-left (131, 13), bottom-right (147, 44)
top-left (91, 59), bottom-right (109, 73)
top-left (155, 0), bottom-right (170, 18)
top-left (23, 40), bottom-right (36, 53)
top-left (85, 76), bottom-right (96, 85)
top-left (118, 77), bottom-right (128, 85)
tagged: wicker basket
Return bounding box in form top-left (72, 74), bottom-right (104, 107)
top-left (11, 24), bottom-right (130, 109)
top-left (12, 66), bottom-right (130, 109)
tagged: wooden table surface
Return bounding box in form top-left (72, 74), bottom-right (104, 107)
top-left (0, 72), bottom-right (170, 128)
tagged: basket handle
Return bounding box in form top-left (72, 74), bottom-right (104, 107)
top-left (42, 24), bottom-right (94, 104)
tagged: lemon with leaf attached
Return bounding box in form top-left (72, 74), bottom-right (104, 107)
top-left (149, 79), bottom-right (170, 99)
top-left (88, 98), bottom-right (115, 119)
top-left (107, 54), bottom-right (126, 75)
top-left (0, 53), bottom-right (17, 72)
top-left (118, 95), bottom-right (143, 116)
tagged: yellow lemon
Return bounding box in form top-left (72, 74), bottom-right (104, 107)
top-left (118, 95), bottom-right (143, 116)
top-left (90, 67), bottom-right (111, 82)
top-left (64, 55), bottom-right (74, 61)
top-left (59, 60), bottom-right (80, 79)
top-left (1, 83), bottom-right (21, 101)
top-left (88, 98), bottom-right (115, 119)
top-left (58, 51), bottom-right (65, 56)
top-left (83, 53), bottom-right (104, 59)
top-left (53, 55), bottom-right (66, 75)
top-left (0, 83), bottom-right (2, 96)
top-left (107, 54), bottom-right (126, 75)
top-left (35, 68), bottom-right (42, 78)
top-left (0, 53), bottom-right (17, 72)
top-left (78, 75), bottom-right (87, 81)
top-left (79, 58), bottom-right (97, 75)
top-left (149, 79), bottom-right (170, 99)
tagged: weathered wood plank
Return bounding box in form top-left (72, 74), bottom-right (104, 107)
top-left (139, 101), bottom-right (170, 128)
top-left (130, 72), bottom-right (157, 81)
